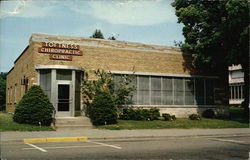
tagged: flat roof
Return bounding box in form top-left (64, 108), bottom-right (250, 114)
top-left (30, 33), bottom-right (182, 54)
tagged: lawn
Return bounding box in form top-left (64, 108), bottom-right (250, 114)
top-left (97, 107), bottom-right (249, 130)
top-left (0, 112), bottom-right (54, 131)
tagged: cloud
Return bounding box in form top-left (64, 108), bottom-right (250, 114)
top-left (73, 0), bottom-right (177, 26)
top-left (0, 1), bottom-right (56, 19)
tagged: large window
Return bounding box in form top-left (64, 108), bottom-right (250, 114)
top-left (230, 83), bottom-right (244, 100)
top-left (114, 74), bottom-right (217, 106)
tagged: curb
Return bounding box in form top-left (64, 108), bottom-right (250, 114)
top-left (2, 133), bottom-right (249, 143)
top-left (23, 136), bottom-right (88, 143)
top-left (88, 133), bottom-right (250, 142)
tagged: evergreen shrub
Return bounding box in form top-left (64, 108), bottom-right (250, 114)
top-left (162, 113), bottom-right (176, 121)
top-left (189, 114), bottom-right (202, 120)
top-left (120, 107), bottom-right (160, 121)
top-left (13, 85), bottom-right (54, 126)
top-left (89, 91), bottom-right (118, 125)
top-left (202, 109), bottom-right (215, 118)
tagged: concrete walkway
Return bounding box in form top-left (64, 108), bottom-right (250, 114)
top-left (1, 128), bottom-right (249, 142)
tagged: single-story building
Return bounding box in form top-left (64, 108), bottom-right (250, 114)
top-left (6, 33), bottom-right (229, 117)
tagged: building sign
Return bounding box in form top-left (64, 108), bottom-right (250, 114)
top-left (49, 54), bottom-right (72, 61)
top-left (38, 42), bottom-right (83, 61)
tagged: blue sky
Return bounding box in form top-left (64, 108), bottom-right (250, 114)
top-left (0, 0), bottom-right (184, 72)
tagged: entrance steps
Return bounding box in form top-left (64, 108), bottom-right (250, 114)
top-left (55, 116), bottom-right (92, 129)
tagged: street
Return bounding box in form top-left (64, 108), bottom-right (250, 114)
top-left (1, 135), bottom-right (249, 160)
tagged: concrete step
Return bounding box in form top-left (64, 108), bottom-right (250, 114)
top-left (55, 116), bottom-right (92, 128)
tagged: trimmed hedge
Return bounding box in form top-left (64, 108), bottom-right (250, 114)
top-left (120, 107), bottom-right (160, 121)
top-left (13, 85), bottom-right (54, 126)
top-left (89, 91), bottom-right (118, 125)
top-left (202, 109), bottom-right (215, 118)
top-left (189, 114), bottom-right (202, 120)
top-left (162, 113), bottom-right (176, 121)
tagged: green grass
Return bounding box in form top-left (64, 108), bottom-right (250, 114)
top-left (97, 107), bottom-right (249, 130)
top-left (0, 112), bottom-right (54, 132)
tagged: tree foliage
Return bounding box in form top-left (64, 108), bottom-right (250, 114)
top-left (90, 29), bottom-right (105, 39)
top-left (172, 0), bottom-right (249, 117)
top-left (88, 91), bottom-right (117, 125)
top-left (172, 0), bottom-right (248, 69)
top-left (13, 85), bottom-right (54, 126)
top-left (0, 72), bottom-right (7, 111)
top-left (108, 36), bottom-right (116, 40)
top-left (82, 69), bottom-right (135, 116)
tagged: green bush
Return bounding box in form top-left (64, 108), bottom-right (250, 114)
top-left (149, 108), bottom-right (160, 120)
top-left (162, 113), bottom-right (176, 121)
top-left (120, 107), bottom-right (160, 121)
top-left (13, 85), bottom-right (54, 126)
top-left (89, 91), bottom-right (118, 125)
top-left (202, 109), bottom-right (215, 118)
top-left (189, 114), bottom-right (202, 120)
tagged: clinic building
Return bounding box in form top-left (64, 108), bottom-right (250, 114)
top-left (6, 33), bottom-right (229, 117)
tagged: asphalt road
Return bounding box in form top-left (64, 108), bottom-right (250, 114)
top-left (1, 135), bottom-right (249, 160)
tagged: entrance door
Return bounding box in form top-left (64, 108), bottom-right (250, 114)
top-left (57, 83), bottom-right (72, 117)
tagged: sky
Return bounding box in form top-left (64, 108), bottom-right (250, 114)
top-left (0, 0), bottom-right (184, 72)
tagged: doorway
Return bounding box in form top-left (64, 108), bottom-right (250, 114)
top-left (56, 82), bottom-right (72, 117)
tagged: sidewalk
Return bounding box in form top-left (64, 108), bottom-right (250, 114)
top-left (1, 128), bottom-right (249, 142)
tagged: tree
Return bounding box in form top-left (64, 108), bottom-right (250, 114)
top-left (0, 72), bottom-right (7, 111)
top-left (172, 0), bottom-right (249, 117)
top-left (82, 69), bottom-right (135, 116)
top-left (90, 29), bottom-right (104, 39)
top-left (13, 85), bottom-right (54, 126)
top-left (108, 36), bottom-right (116, 40)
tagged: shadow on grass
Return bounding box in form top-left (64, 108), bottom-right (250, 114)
top-left (215, 107), bottom-right (249, 124)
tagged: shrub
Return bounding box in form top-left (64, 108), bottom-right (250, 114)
top-left (149, 108), bottom-right (160, 120)
top-left (189, 114), bottom-right (202, 120)
top-left (13, 85), bottom-right (54, 126)
top-left (202, 109), bottom-right (215, 118)
top-left (120, 107), bottom-right (160, 121)
top-left (162, 113), bottom-right (176, 121)
top-left (89, 91), bottom-right (118, 125)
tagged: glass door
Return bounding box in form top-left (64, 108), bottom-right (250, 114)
top-left (57, 83), bottom-right (72, 117)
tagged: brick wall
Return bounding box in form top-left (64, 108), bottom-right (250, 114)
top-left (6, 33), bottom-right (228, 115)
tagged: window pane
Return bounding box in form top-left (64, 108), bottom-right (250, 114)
top-left (40, 69), bottom-right (51, 99)
top-left (162, 77), bottom-right (173, 105)
top-left (129, 76), bottom-right (137, 105)
top-left (56, 70), bottom-right (72, 80)
top-left (114, 74), bottom-right (137, 105)
top-left (174, 78), bottom-right (184, 105)
top-left (195, 78), bottom-right (205, 105)
top-left (151, 76), bottom-right (161, 105)
top-left (185, 78), bottom-right (194, 105)
top-left (206, 78), bottom-right (214, 105)
top-left (138, 76), bottom-right (149, 105)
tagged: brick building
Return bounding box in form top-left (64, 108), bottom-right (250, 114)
top-left (6, 33), bottom-right (229, 117)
